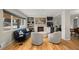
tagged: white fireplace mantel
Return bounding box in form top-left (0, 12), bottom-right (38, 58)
top-left (34, 24), bottom-right (46, 32)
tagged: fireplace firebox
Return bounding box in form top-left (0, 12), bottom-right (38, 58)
top-left (38, 27), bottom-right (44, 32)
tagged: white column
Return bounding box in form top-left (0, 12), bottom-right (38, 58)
top-left (11, 16), bottom-right (13, 30)
top-left (24, 19), bottom-right (27, 28)
top-left (34, 17), bottom-right (37, 32)
top-left (20, 19), bottom-right (23, 28)
top-left (61, 10), bottom-right (71, 40)
top-left (25, 17), bottom-right (28, 28)
top-left (77, 19), bottom-right (79, 27)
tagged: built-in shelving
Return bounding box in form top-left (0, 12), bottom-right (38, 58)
top-left (27, 17), bottom-right (53, 32)
top-left (27, 17), bottom-right (34, 32)
top-left (47, 17), bottom-right (54, 33)
top-left (47, 17), bottom-right (53, 27)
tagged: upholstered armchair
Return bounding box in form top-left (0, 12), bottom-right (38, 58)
top-left (48, 31), bottom-right (61, 43)
top-left (31, 32), bottom-right (43, 45)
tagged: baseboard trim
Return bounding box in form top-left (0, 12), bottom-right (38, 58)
top-left (61, 38), bottom-right (71, 40)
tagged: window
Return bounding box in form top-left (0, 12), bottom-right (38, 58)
top-left (3, 10), bottom-right (11, 30)
top-left (12, 16), bottom-right (21, 29)
top-left (3, 10), bottom-right (25, 30)
top-left (3, 18), bottom-right (11, 30)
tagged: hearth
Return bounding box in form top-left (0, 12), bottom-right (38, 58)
top-left (38, 27), bottom-right (44, 32)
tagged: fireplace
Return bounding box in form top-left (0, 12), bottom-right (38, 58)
top-left (38, 27), bottom-right (44, 32)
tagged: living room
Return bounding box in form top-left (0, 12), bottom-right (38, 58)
top-left (0, 9), bottom-right (79, 50)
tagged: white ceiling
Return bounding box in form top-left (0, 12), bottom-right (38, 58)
top-left (70, 10), bottom-right (79, 19)
top-left (18, 9), bottom-right (79, 19)
top-left (19, 9), bottom-right (64, 17)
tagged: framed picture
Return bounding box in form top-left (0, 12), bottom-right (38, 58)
top-left (35, 17), bottom-right (46, 24)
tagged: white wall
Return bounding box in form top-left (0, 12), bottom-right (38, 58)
top-left (77, 19), bottom-right (79, 27)
top-left (0, 10), bottom-right (13, 49)
top-left (34, 17), bottom-right (47, 32)
top-left (53, 15), bottom-right (61, 27)
top-left (0, 9), bottom-right (3, 31)
top-left (0, 31), bottom-right (13, 48)
top-left (0, 10), bottom-right (27, 49)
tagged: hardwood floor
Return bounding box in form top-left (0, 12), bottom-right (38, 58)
top-left (3, 36), bottom-right (79, 50)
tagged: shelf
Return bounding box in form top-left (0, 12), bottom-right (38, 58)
top-left (47, 20), bottom-right (53, 22)
top-left (27, 17), bottom-right (34, 32)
